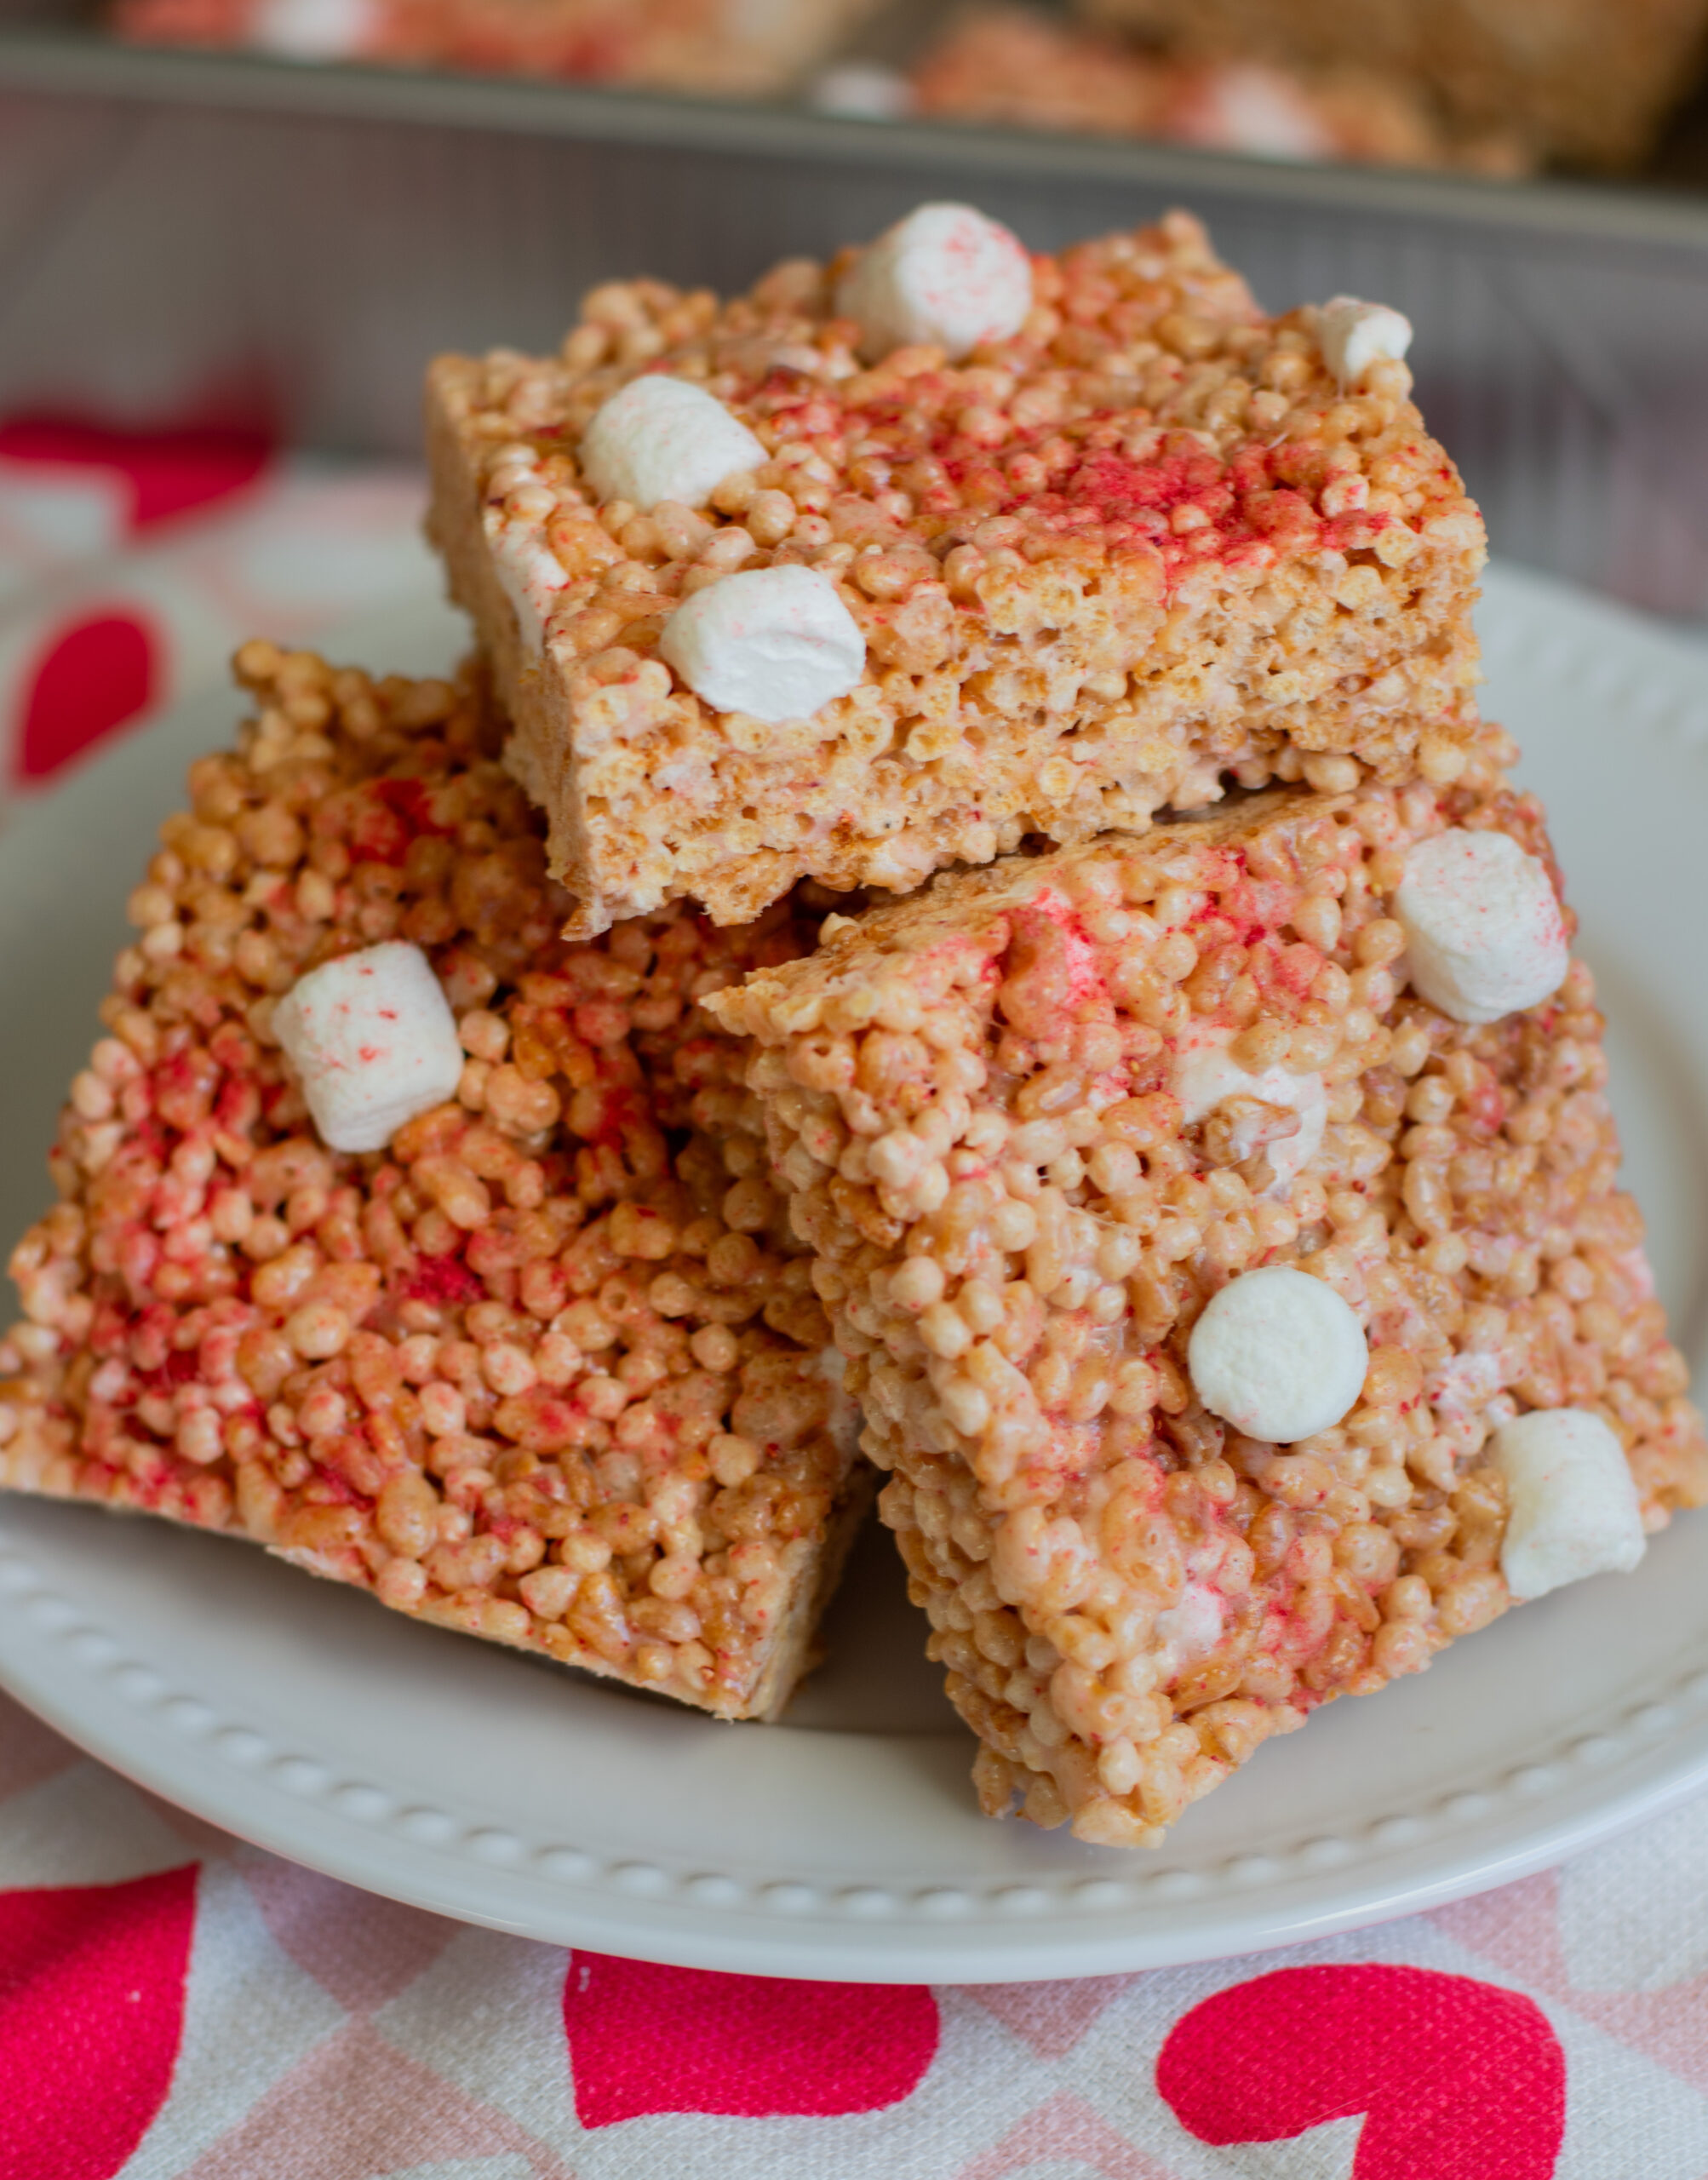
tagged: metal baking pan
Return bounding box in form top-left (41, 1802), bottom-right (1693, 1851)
top-left (4, 7), bottom-right (1708, 616)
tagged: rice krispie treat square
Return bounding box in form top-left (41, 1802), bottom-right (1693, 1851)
top-left (425, 207), bottom-right (1486, 938)
top-left (0, 645), bottom-right (868, 1723)
top-left (709, 731), bottom-right (1706, 1840)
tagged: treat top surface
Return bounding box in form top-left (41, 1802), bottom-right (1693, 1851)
top-left (434, 208), bottom-right (1481, 609)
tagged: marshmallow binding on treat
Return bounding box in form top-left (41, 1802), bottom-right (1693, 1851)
top-left (486, 516), bottom-right (569, 652)
top-left (659, 565), bottom-right (867, 724)
top-left (1188, 1265), bottom-right (1368, 1443)
top-left (274, 942), bottom-right (464, 1154)
top-left (837, 202), bottom-right (1033, 363)
top-left (1172, 1025), bottom-right (1327, 1194)
top-left (1314, 295), bottom-right (1413, 386)
top-left (1489, 1408), bottom-right (1646, 1600)
top-left (1394, 828), bottom-right (1568, 1025)
top-left (579, 376), bottom-right (767, 513)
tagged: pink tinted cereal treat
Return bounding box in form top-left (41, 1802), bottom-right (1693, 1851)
top-left (0, 646), bottom-right (868, 1723)
top-left (424, 209), bottom-right (1487, 938)
top-left (709, 735), bottom-right (1706, 1841)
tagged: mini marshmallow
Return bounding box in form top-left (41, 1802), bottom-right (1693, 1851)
top-left (1153, 1580), bottom-right (1227, 1680)
top-left (812, 62), bottom-right (914, 119)
top-left (1188, 1265), bottom-right (1368, 1444)
top-left (1393, 828), bottom-right (1568, 1025)
top-left (1172, 1026), bottom-right (1327, 1194)
top-left (1313, 295), bottom-right (1413, 387)
top-left (485, 514), bottom-right (568, 652)
top-left (836, 203), bottom-right (1033, 363)
top-left (253, 0), bottom-right (376, 57)
top-left (819, 1347), bottom-right (864, 1460)
top-left (658, 565), bottom-right (866, 725)
top-left (1176, 63), bottom-right (1335, 162)
top-left (1489, 1408), bottom-right (1646, 1601)
top-left (274, 942), bottom-right (464, 1155)
top-left (579, 376), bottom-right (766, 513)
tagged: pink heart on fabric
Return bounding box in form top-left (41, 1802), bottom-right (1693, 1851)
top-left (0, 417), bottom-right (272, 534)
top-left (562, 1952), bottom-right (939, 2130)
top-left (14, 609), bottom-right (160, 783)
top-left (1157, 1963), bottom-right (1565, 2180)
top-left (0, 1865), bottom-right (198, 2180)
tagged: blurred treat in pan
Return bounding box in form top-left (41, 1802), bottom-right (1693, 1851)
top-left (110, 0), bottom-right (876, 95)
top-left (891, 6), bottom-right (1529, 175)
top-left (1075, 0), bottom-right (1708, 170)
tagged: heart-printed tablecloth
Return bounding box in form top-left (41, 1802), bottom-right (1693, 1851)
top-left (3, 418), bottom-right (1708, 2180)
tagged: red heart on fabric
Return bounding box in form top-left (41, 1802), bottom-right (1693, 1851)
top-left (0, 417), bottom-right (272, 534)
top-left (562, 1951), bottom-right (939, 2130)
top-left (0, 1864), bottom-right (198, 2180)
top-left (14, 609), bottom-right (160, 783)
top-left (1156, 1963), bottom-right (1565, 2180)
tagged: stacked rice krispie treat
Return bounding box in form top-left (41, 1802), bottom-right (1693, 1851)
top-left (6, 202), bottom-right (1702, 1830)
top-left (0, 648), bottom-right (868, 1721)
top-left (423, 198), bottom-right (1701, 1839)
top-left (425, 209), bottom-right (1483, 935)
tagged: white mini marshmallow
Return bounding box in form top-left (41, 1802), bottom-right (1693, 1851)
top-left (1313, 295), bottom-right (1413, 387)
top-left (836, 203), bottom-right (1033, 363)
top-left (274, 942), bottom-right (464, 1155)
top-left (658, 565), bottom-right (866, 725)
top-left (1188, 1265), bottom-right (1368, 1444)
top-left (1153, 1580), bottom-right (1227, 1680)
top-left (1489, 1408), bottom-right (1646, 1601)
top-left (485, 513), bottom-right (568, 652)
top-left (812, 61), bottom-right (914, 119)
top-left (1393, 828), bottom-right (1568, 1025)
top-left (253, 0), bottom-right (376, 57)
top-left (819, 1347), bottom-right (864, 1460)
top-left (1172, 1025), bottom-right (1327, 1194)
top-left (1177, 63), bottom-right (1334, 162)
top-left (579, 376), bottom-right (766, 513)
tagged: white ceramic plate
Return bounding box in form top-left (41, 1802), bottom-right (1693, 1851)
top-left (3, 565), bottom-right (1708, 1983)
